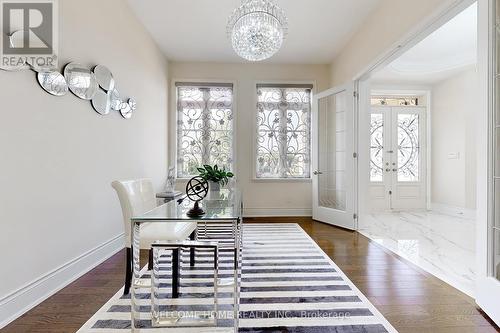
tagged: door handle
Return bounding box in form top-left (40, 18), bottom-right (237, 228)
top-left (385, 168), bottom-right (390, 172)
top-left (313, 171), bottom-right (323, 175)
top-left (392, 168), bottom-right (397, 172)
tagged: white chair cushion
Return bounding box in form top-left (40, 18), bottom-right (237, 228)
top-left (112, 179), bottom-right (198, 248)
top-left (138, 221), bottom-right (197, 249)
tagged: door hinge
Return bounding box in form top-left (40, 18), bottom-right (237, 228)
top-left (353, 91), bottom-right (358, 98)
top-left (353, 152), bottom-right (358, 158)
top-left (353, 213), bottom-right (358, 220)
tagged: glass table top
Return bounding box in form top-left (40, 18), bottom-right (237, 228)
top-left (132, 189), bottom-right (242, 221)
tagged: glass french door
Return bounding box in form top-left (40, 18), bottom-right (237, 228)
top-left (369, 106), bottom-right (426, 210)
top-left (492, 0), bottom-right (500, 305)
top-left (476, 0), bottom-right (500, 326)
top-left (312, 83), bottom-right (356, 230)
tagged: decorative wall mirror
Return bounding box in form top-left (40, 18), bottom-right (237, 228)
top-left (93, 65), bottom-right (115, 91)
top-left (64, 63), bottom-right (99, 100)
top-left (1, 54), bottom-right (137, 119)
top-left (91, 89), bottom-right (112, 115)
top-left (37, 71), bottom-right (69, 96)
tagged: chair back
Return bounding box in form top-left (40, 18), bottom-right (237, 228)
top-left (111, 179), bottom-right (157, 247)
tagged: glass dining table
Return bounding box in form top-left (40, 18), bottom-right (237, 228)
top-left (130, 189), bottom-right (243, 332)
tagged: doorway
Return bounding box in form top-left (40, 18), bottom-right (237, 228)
top-left (311, 0), bottom-right (498, 326)
top-left (369, 97), bottom-right (427, 210)
top-left (356, 2), bottom-right (479, 297)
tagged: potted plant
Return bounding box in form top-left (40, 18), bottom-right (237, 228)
top-left (197, 164), bottom-right (234, 193)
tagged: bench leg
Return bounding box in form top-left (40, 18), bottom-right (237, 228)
top-left (189, 231), bottom-right (196, 267)
top-left (148, 248), bottom-right (153, 270)
top-left (124, 247), bottom-right (132, 295)
top-left (172, 248), bottom-right (180, 298)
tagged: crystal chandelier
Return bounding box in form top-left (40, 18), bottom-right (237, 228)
top-left (227, 0), bottom-right (288, 62)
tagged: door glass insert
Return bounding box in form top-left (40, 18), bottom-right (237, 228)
top-left (397, 113), bottom-right (420, 182)
top-left (496, 127), bottom-right (500, 179)
top-left (371, 96), bottom-right (419, 106)
top-left (318, 91), bottom-right (346, 211)
top-left (370, 113), bottom-right (384, 182)
top-left (495, 179), bottom-right (500, 230)
top-left (495, 230), bottom-right (500, 281)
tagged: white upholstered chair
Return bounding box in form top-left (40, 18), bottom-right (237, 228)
top-left (111, 179), bottom-right (197, 294)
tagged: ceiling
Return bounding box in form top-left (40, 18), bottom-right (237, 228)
top-left (127, 0), bottom-right (381, 64)
top-left (372, 3), bottom-right (477, 85)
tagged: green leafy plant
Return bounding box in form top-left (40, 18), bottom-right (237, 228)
top-left (197, 164), bottom-right (234, 186)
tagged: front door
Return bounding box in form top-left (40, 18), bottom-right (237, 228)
top-left (312, 83), bottom-right (357, 230)
top-left (369, 105), bottom-right (426, 210)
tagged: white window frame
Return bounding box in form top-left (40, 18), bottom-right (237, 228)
top-left (171, 79), bottom-right (237, 180)
top-left (253, 81), bottom-right (315, 181)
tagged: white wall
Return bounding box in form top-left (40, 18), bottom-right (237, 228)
top-left (169, 62), bottom-right (330, 216)
top-left (328, 0), bottom-right (480, 214)
top-left (0, 0), bottom-right (168, 326)
top-left (431, 67), bottom-right (477, 209)
top-left (330, 0), bottom-right (457, 85)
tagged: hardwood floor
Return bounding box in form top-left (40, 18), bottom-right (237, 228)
top-left (3, 218), bottom-right (499, 333)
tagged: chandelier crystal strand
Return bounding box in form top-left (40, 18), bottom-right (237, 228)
top-left (227, 0), bottom-right (288, 61)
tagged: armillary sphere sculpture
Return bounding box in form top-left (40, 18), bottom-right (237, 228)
top-left (185, 176), bottom-right (209, 217)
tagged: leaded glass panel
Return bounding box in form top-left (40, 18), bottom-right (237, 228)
top-left (371, 96), bottom-right (419, 106)
top-left (397, 113), bottom-right (420, 182)
top-left (256, 85), bottom-right (311, 178)
top-left (370, 113), bottom-right (384, 182)
top-left (177, 84), bottom-right (233, 177)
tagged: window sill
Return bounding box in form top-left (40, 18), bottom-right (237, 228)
top-left (177, 177), bottom-right (312, 183)
top-left (252, 178), bottom-right (312, 183)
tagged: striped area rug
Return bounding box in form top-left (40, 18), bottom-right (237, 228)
top-left (78, 223), bottom-right (397, 333)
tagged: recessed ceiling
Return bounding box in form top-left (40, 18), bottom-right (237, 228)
top-left (127, 0), bottom-right (381, 64)
top-left (372, 3), bottom-right (477, 85)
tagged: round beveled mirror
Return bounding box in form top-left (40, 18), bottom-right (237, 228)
top-left (93, 65), bottom-right (115, 91)
top-left (37, 71), bottom-right (68, 96)
top-left (110, 88), bottom-right (122, 111)
top-left (120, 98), bottom-right (136, 119)
top-left (120, 102), bottom-right (133, 119)
top-left (9, 30), bottom-right (24, 48)
top-left (3, 31), bottom-right (27, 71)
top-left (64, 62), bottom-right (98, 100)
top-left (91, 89), bottom-right (112, 115)
top-left (128, 98), bottom-right (137, 111)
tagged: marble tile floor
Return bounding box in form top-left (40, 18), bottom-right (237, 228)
top-left (358, 210), bottom-right (476, 297)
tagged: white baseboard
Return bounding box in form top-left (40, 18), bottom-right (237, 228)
top-left (430, 202), bottom-right (476, 220)
top-left (0, 233), bottom-right (125, 329)
top-left (244, 207), bottom-right (312, 217)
